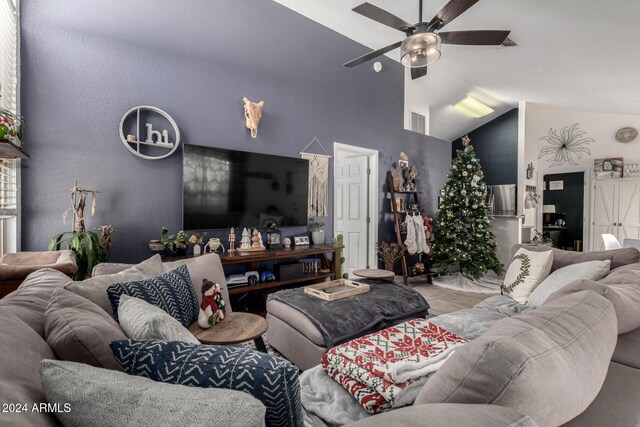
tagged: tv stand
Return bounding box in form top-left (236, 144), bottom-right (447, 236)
top-left (219, 244), bottom-right (343, 296)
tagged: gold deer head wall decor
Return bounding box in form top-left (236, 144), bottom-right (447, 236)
top-left (243, 97), bottom-right (265, 139)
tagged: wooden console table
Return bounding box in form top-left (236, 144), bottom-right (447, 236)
top-left (220, 244), bottom-right (343, 296)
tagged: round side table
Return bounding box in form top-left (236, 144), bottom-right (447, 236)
top-left (353, 269), bottom-right (395, 281)
top-left (188, 312), bottom-right (268, 352)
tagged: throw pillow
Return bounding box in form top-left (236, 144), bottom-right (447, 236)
top-left (40, 359), bottom-right (266, 427)
top-left (118, 295), bottom-right (199, 344)
top-left (44, 288), bottom-right (127, 370)
top-left (107, 265), bottom-right (199, 327)
top-left (501, 248), bottom-right (553, 304)
top-left (163, 253), bottom-right (231, 308)
top-left (111, 339), bottom-right (302, 427)
top-left (527, 260), bottom-right (611, 307)
top-left (65, 254), bottom-right (165, 317)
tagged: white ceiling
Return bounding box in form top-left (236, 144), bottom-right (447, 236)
top-left (274, 0), bottom-right (640, 141)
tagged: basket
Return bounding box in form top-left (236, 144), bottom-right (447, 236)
top-left (624, 164), bottom-right (640, 178)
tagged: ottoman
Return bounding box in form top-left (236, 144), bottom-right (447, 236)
top-left (266, 281), bottom-right (429, 371)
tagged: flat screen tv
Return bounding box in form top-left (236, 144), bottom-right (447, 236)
top-left (183, 144), bottom-right (309, 230)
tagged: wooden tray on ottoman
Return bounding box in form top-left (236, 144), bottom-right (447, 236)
top-left (304, 279), bottom-right (370, 301)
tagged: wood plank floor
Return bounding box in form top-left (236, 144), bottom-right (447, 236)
top-left (407, 277), bottom-right (493, 317)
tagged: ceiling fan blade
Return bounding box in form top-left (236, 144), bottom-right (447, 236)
top-left (439, 30), bottom-right (511, 45)
top-left (411, 66), bottom-right (428, 80)
top-left (429, 0), bottom-right (479, 29)
top-left (352, 3), bottom-right (411, 31)
top-left (343, 41), bottom-right (402, 68)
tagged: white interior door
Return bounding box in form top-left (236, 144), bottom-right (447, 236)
top-left (618, 180), bottom-right (640, 243)
top-left (592, 181), bottom-right (619, 251)
top-left (335, 155), bottom-right (369, 276)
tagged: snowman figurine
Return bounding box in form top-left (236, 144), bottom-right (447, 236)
top-left (198, 279), bottom-right (225, 328)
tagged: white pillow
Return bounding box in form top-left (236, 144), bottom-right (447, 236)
top-left (117, 295), bottom-right (199, 344)
top-left (502, 248), bottom-right (553, 304)
top-left (527, 260), bottom-right (612, 307)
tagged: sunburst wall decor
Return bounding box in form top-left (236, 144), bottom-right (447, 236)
top-left (538, 123), bottom-right (593, 167)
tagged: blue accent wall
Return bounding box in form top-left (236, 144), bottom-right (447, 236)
top-left (452, 108), bottom-right (518, 185)
top-left (20, 0), bottom-right (451, 262)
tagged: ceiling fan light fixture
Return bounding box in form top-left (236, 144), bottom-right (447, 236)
top-left (400, 32), bottom-right (441, 68)
top-left (452, 96), bottom-right (494, 118)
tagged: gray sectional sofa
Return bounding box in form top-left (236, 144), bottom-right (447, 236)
top-left (2, 247), bottom-right (640, 427)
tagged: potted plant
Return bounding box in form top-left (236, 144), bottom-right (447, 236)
top-left (49, 182), bottom-right (110, 280)
top-left (309, 218), bottom-right (326, 245)
top-left (0, 107), bottom-right (24, 143)
top-left (161, 227), bottom-right (188, 256)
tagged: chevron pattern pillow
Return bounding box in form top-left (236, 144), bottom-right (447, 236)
top-left (107, 265), bottom-right (198, 327)
top-left (111, 339), bottom-right (302, 427)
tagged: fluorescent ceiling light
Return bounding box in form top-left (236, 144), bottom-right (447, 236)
top-left (452, 96), bottom-right (494, 118)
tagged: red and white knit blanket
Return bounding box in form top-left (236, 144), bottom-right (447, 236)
top-left (322, 319), bottom-right (467, 414)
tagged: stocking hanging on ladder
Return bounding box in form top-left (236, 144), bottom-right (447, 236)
top-left (300, 137), bottom-right (331, 218)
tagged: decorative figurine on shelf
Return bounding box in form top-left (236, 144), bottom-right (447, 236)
top-left (206, 238), bottom-right (225, 253)
top-left (228, 227), bottom-right (236, 252)
top-left (251, 228), bottom-right (262, 249)
top-left (198, 279), bottom-right (226, 328)
top-left (240, 227), bottom-right (252, 249)
top-left (283, 237), bottom-right (292, 248)
top-left (392, 152), bottom-right (409, 192)
top-left (403, 165), bottom-right (418, 192)
top-left (267, 223), bottom-right (283, 249)
top-left (257, 231), bottom-right (265, 249)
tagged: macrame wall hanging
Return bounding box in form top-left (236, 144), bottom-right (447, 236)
top-left (300, 137), bottom-right (331, 218)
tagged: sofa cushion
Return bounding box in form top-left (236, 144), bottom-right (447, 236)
top-left (527, 260), bottom-right (611, 307)
top-left (415, 290), bottom-right (617, 427)
top-left (0, 250), bottom-right (77, 280)
top-left (0, 268), bottom-right (71, 338)
top-left (0, 310), bottom-right (59, 427)
top-left (512, 244), bottom-right (637, 271)
top-left (164, 253), bottom-right (231, 308)
top-left (111, 339), bottom-right (302, 427)
top-left (346, 403), bottom-right (537, 427)
top-left (44, 288), bottom-right (127, 370)
top-left (117, 295), bottom-right (199, 344)
top-left (65, 254), bottom-right (164, 316)
top-left (107, 265), bottom-right (199, 327)
top-left (613, 327), bottom-right (640, 369)
top-left (501, 248), bottom-right (553, 303)
top-left (40, 359), bottom-right (266, 427)
top-left (599, 262), bottom-right (640, 285)
top-left (546, 278), bottom-right (640, 334)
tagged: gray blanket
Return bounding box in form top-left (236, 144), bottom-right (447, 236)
top-left (268, 280), bottom-right (429, 348)
top-left (301, 295), bottom-right (530, 427)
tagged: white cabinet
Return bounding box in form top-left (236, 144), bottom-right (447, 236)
top-left (592, 179), bottom-right (640, 250)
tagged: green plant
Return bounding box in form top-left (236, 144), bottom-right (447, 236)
top-left (309, 218), bottom-right (325, 231)
top-left (49, 183), bottom-right (109, 280)
top-left (161, 227), bottom-right (187, 253)
top-left (531, 230), bottom-right (554, 246)
top-left (0, 107), bottom-right (25, 141)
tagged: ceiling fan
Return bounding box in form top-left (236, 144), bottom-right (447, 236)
top-left (344, 0), bottom-right (511, 80)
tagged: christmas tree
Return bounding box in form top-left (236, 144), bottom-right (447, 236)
top-left (432, 135), bottom-right (503, 279)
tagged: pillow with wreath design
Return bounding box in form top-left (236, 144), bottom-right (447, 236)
top-left (501, 248), bottom-right (553, 304)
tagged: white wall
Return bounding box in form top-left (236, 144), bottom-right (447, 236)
top-left (522, 103), bottom-right (640, 249)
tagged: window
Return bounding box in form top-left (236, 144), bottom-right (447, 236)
top-left (0, 0), bottom-right (18, 113)
top-left (411, 111), bottom-right (426, 135)
top-left (0, 0), bottom-right (18, 255)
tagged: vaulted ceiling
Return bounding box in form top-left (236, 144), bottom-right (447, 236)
top-left (274, 0), bottom-right (640, 141)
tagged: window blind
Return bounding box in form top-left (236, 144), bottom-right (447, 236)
top-left (0, 0), bottom-right (18, 113)
top-left (0, 159), bottom-right (16, 218)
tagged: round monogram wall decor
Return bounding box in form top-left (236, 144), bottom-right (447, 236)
top-left (119, 106), bottom-right (181, 160)
top-left (615, 127), bottom-right (638, 143)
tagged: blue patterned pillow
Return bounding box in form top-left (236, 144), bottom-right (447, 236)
top-left (110, 340), bottom-right (302, 427)
top-left (106, 265), bottom-right (198, 327)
